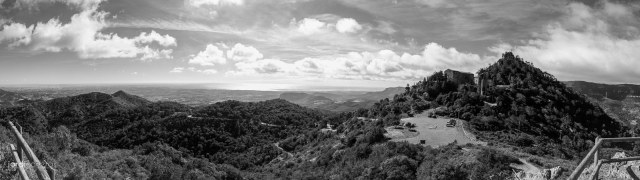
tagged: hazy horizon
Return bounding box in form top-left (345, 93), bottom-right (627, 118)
top-left (0, 82), bottom-right (406, 92)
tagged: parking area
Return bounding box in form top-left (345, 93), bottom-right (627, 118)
top-left (385, 112), bottom-right (485, 147)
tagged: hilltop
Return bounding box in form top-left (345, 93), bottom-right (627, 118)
top-left (360, 52), bottom-right (626, 159)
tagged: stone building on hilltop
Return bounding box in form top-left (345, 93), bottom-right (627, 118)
top-left (444, 69), bottom-right (474, 85)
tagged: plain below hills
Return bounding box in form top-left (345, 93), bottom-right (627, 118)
top-left (279, 87), bottom-right (404, 112)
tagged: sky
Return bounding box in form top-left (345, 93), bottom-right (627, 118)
top-left (0, 0), bottom-right (639, 91)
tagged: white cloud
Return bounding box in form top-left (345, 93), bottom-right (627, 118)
top-left (135, 31), bottom-right (177, 47)
top-left (5, 0), bottom-right (105, 10)
top-left (170, 67), bottom-right (185, 73)
top-left (231, 59), bottom-right (295, 75)
top-left (336, 18), bottom-right (363, 33)
top-left (187, 0), bottom-right (244, 7)
top-left (139, 47), bottom-right (173, 61)
top-left (226, 43), bottom-right (263, 62)
top-left (228, 42), bottom-right (488, 80)
top-left (0, 8), bottom-right (176, 60)
top-left (0, 23), bottom-right (30, 45)
top-left (297, 18), bottom-right (326, 35)
top-left (491, 1), bottom-right (640, 83)
top-left (188, 44), bottom-right (227, 66)
top-left (197, 69), bottom-right (218, 74)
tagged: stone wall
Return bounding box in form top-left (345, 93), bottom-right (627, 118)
top-left (444, 69), bottom-right (474, 85)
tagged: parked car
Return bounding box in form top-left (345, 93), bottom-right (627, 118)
top-left (428, 113), bottom-right (437, 118)
top-left (446, 119), bottom-right (456, 127)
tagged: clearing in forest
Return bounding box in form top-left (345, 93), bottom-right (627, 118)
top-left (385, 112), bottom-right (486, 147)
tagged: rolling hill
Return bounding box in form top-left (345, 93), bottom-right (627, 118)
top-left (564, 81), bottom-right (640, 126)
top-left (564, 81), bottom-right (640, 100)
top-left (0, 90), bottom-right (329, 169)
top-left (279, 87), bottom-right (404, 112)
top-left (0, 89), bottom-right (26, 107)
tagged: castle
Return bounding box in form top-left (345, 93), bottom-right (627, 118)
top-left (444, 69), bottom-right (474, 85)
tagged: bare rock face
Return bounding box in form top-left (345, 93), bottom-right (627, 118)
top-left (512, 165), bottom-right (563, 180)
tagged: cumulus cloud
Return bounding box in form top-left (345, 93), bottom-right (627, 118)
top-left (296, 17), bottom-right (366, 35)
top-left (228, 42), bottom-right (488, 80)
top-left (297, 18), bottom-right (326, 35)
top-left (187, 0), bottom-right (244, 7)
top-left (198, 69), bottom-right (218, 74)
top-left (336, 18), bottom-right (363, 33)
top-left (226, 43), bottom-right (263, 62)
top-left (233, 59), bottom-right (294, 75)
top-left (188, 44), bottom-right (227, 66)
top-left (139, 47), bottom-right (173, 60)
top-left (0, 23), bottom-right (30, 45)
top-left (3, 0), bottom-right (105, 10)
top-left (491, 1), bottom-right (640, 83)
top-left (170, 67), bottom-right (185, 73)
top-left (135, 31), bottom-right (177, 47)
top-left (0, 7), bottom-right (176, 60)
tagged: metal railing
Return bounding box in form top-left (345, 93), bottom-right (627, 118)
top-left (568, 137), bottom-right (640, 180)
top-left (6, 121), bottom-right (55, 180)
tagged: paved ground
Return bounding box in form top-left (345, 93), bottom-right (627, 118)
top-left (386, 112), bottom-right (485, 147)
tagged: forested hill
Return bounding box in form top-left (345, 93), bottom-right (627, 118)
top-left (0, 88), bottom-right (26, 107)
top-left (564, 81), bottom-right (640, 100)
top-left (361, 52), bottom-right (626, 158)
top-left (0, 91), bottom-right (152, 132)
top-left (0, 91), bottom-right (330, 170)
top-left (473, 53), bottom-right (625, 148)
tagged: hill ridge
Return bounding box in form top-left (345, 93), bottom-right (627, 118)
top-left (360, 52), bottom-right (625, 159)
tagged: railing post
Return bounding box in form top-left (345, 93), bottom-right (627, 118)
top-left (568, 138), bottom-right (603, 180)
top-left (594, 136), bottom-right (600, 166)
top-left (45, 161), bottom-right (56, 180)
top-left (17, 122), bottom-right (24, 161)
top-left (627, 165), bottom-right (640, 180)
top-left (8, 121), bottom-right (51, 180)
top-left (592, 137), bottom-right (601, 180)
top-left (9, 144), bottom-right (30, 180)
top-left (570, 137), bottom-right (640, 179)
top-left (590, 160), bottom-right (603, 180)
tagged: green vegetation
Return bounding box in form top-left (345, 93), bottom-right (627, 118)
top-left (354, 52), bottom-right (626, 159)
